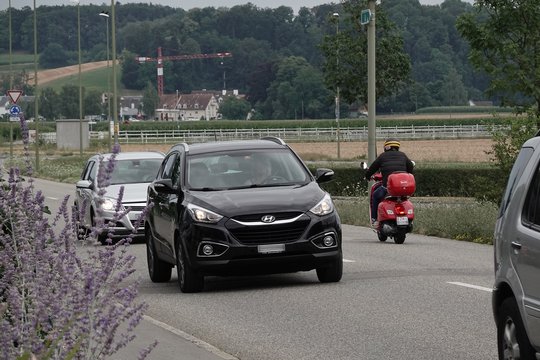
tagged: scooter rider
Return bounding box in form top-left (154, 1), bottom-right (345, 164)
top-left (365, 138), bottom-right (415, 226)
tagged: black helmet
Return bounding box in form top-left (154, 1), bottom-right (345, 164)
top-left (384, 138), bottom-right (400, 151)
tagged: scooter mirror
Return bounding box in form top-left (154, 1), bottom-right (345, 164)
top-left (360, 161), bottom-right (368, 170)
top-left (411, 160), bottom-right (416, 167)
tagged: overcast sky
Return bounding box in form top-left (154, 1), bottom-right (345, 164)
top-left (1, 0), bottom-right (470, 13)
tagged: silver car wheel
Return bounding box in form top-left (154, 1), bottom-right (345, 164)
top-left (503, 318), bottom-right (520, 360)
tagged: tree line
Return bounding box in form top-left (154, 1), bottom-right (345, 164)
top-left (0, 0), bottom-right (532, 120)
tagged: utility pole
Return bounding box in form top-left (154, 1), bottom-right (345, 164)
top-left (333, 12), bottom-right (341, 159)
top-left (33, 0), bottom-right (39, 171)
top-left (367, 0), bottom-right (377, 165)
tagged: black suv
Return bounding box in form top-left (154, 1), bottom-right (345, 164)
top-left (145, 137), bottom-right (342, 292)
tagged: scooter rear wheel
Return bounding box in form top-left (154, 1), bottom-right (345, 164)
top-left (377, 232), bottom-right (387, 242)
top-left (394, 232), bottom-right (406, 244)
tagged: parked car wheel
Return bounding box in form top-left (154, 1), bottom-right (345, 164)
top-left (497, 297), bottom-right (536, 360)
top-left (316, 252), bottom-right (343, 283)
top-left (146, 228), bottom-right (172, 283)
top-left (176, 240), bottom-right (204, 293)
top-left (74, 203), bottom-right (88, 240)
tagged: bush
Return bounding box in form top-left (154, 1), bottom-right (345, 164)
top-left (0, 119), bottom-right (155, 359)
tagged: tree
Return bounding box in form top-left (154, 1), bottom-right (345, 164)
top-left (142, 81), bottom-right (159, 120)
top-left (457, 0), bottom-right (540, 123)
top-left (264, 56), bottom-right (332, 119)
top-left (39, 43), bottom-right (70, 69)
top-left (219, 96), bottom-right (252, 120)
top-left (84, 89), bottom-right (103, 117)
top-left (39, 87), bottom-right (60, 121)
top-left (320, 1), bottom-right (411, 108)
top-left (59, 85), bottom-right (79, 119)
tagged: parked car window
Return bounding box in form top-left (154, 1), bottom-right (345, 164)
top-left (159, 153), bottom-right (178, 180)
top-left (499, 147), bottom-right (534, 218)
top-left (107, 159), bottom-right (162, 185)
top-left (522, 159), bottom-right (540, 230)
top-left (81, 161), bottom-right (95, 181)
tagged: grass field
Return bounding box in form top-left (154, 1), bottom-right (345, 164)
top-left (43, 67), bottom-right (113, 92)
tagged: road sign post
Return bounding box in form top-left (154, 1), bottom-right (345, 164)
top-left (360, 9), bottom-right (372, 25)
top-left (7, 90), bottom-right (22, 104)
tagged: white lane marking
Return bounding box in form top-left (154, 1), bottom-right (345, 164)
top-left (343, 259), bottom-right (355, 263)
top-left (447, 282), bottom-right (493, 292)
top-left (46, 197), bottom-right (58, 200)
top-left (143, 315), bottom-right (239, 360)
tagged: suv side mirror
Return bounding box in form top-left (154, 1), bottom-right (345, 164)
top-left (315, 168), bottom-right (334, 184)
top-left (153, 179), bottom-right (176, 194)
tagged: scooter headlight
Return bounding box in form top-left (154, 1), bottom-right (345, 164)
top-left (310, 193), bottom-right (334, 216)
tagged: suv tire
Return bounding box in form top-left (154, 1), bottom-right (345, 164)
top-left (498, 297), bottom-right (536, 360)
top-left (176, 240), bottom-right (204, 293)
top-left (146, 228), bottom-right (172, 283)
top-left (316, 252), bottom-right (343, 283)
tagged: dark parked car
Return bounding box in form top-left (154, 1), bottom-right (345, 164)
top-left (145, 137), bottom-right (342, 292)
top-left (493, 130), bottom-right (540, 359)
top-left (75, 151), bottom-right (164, 244)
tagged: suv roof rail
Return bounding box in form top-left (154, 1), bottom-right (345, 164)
top-left (261, 136), bottom-right (286, 145)
top-left (171, 142), bottom-right (189, 152)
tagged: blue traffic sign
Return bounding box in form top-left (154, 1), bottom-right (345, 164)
top-left (9, 105), bottom-right (21, 116)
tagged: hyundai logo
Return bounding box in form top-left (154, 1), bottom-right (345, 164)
top-left (261, 215), bottom-right (276, 223)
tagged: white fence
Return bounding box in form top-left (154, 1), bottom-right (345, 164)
top-left (87, 124), bottom-right (504, 144)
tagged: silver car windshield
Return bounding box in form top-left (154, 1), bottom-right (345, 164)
top-left (187, 149), bottom-right (311, 190)
top-left (104, 159), bottom-right (163, 185)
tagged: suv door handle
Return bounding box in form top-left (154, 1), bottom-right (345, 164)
top-left (511, 241), bottom-right (522, 250)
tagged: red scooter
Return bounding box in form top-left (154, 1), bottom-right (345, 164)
top-left (363, 167), bottom-right (416, 244)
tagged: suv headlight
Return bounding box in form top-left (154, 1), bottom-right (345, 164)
top-left (310, 193), bottom-right (334, 216)
top-left (187, 203), bottom-right (223, 223)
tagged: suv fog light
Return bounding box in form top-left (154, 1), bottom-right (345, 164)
top-left (197, 242), bottom-right (229, 257)
top-left (323, 235), bottom-right (335, 247)
top-left (311, 232), bottom-right (338, 249)
top-left (202, 244), bottom-right (214, 256)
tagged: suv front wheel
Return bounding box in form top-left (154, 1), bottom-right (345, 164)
top-left (316, 252), bottom-right (343, 283)
top-left (498, 297), bottom-right (536, 360)
top-left (176, 240), bottom-right (204, 293)
top-left (146, 228), bottom-right (172, 282)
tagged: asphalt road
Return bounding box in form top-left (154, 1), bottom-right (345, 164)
top-left (33, 177), bottom-right (497, 360)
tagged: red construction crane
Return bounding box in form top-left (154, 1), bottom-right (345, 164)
top-left (136, 47), bottom-right (233, 96)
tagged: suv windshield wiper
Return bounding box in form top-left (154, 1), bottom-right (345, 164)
top-left (190, 187), bottom-right (222, 191)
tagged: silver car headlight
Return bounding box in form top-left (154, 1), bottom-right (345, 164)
top-left (309, 193), bottom-right (334, 216)
top-left (187, 203), bottom-right (223, 224)
top-left (100, 198), bottom-right (117, 211)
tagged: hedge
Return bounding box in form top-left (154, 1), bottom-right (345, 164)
top-left (312, 164), bottom-right (506, 199)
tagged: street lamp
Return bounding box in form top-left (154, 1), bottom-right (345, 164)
top-left (70, 0), bottom-right (83, 155)
top-left (33, 0), bottom-right (40, 171)
top-left (332, 12), bottom-right (341, 159)
top-left (111, 0), bottom-right (119, 146)
top-left (99, 10), bottom-right (111, 151)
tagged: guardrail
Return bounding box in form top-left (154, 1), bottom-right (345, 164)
top-left (87, 124), bottom-right (505, 144)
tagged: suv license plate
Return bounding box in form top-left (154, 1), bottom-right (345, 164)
top-left (258, 244), bottom-right (285, 254)
top-left (396, 216), bottom-right (409, 226)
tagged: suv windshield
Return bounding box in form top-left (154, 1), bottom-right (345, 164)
top-left (187, 149), bottom-right (310, 190)
top-left (106, 159), bottom-right (163, 185)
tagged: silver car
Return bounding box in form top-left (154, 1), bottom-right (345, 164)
top-left (493, 131), bottom-right (540, 360)
top-left (75, 151), bottom-right (164, 244)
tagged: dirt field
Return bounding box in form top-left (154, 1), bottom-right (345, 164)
top-left (36, 61), bottom-right (109, 85)
top-left (119, 138), bottom-right (494, 163)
